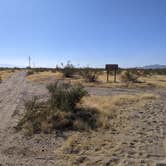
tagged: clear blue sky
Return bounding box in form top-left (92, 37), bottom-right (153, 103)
top-left (0, 0), bottom-right (166, 67)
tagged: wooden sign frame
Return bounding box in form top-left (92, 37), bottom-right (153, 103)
top-left (105, 64), bottom-right (118, 83)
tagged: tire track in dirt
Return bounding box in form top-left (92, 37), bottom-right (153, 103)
top-left (0, 71), bottom-right (27, 130)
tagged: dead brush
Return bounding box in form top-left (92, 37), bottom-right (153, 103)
top-left (16, 97), bottom-right (51, 135)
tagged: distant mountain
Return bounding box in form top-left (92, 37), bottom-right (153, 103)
top-left (142, 64), bottom-right (166, 69)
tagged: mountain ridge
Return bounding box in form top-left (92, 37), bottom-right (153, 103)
top-left (142, 64), bottom-right (166, 69)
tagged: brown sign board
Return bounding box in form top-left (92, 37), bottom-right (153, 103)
top-left (105, 64), bottom-right (118, 83)
top-left (105, 64), bottom-right (118, 70)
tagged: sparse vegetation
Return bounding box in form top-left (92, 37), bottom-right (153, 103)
top-left (26, 68), bottom-right (58, 77)
top-left (82, 93), bottom-right (157, 118)
top-left (0, 69), bottom-right (14, 80)
top-left (80, 67), bottom-right (99, 82)
top-left (27, 70), bottom-right (35, 76)
top-left (31, 68), bottom-right (56, 73)
top-left (0, 68), bottom-right (164, 165)
top-left (26, 71), bottom-right (63, 83)
top-left (62, 62), bottom-right (76, 78)
top-left (25, 67), bottom-right (166, 88)
top-left (47, 82), bottom-right (88, 112)
top-left (120, 70), bottom-right (140, 83)
top-left (17, 82), bottom-right (105, 135)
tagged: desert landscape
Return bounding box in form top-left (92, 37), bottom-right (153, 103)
top-left (0, 67), bottom-right (166, 166)
top-left (0, 1), bottom-right (166, 165)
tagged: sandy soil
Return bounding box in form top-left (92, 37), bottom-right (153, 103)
top-left (0, 71), bottom-right (166, 166)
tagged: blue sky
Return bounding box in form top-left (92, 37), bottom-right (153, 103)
top-left (0, 0), bottom-right (166, 67)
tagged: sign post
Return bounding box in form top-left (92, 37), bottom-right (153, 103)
top-left (107, 69), bottom-right (109, 82)
top-left (105, 64), bottom-right (118, 83)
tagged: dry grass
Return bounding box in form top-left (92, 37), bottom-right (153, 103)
top-left (27, 71), bottom-right (63, 83)
top-left (81, 93), bottom-right (157, 117)
top-left (54, 92), bottom-right (158, 165)
top-left (140, 75), bottom-right (166, 88)
top-left (55, 131), bottom-right (116, 153)
top-left (83, 73), bottom-right (166, 88)
top-left (54, 131), bottom-right (117, 165)
top-left (0, 70), bottom-right (14, 80)
top-left (27, 70), bottom-right (166, 88)
top-left (84, 71), bottom-right (166, 88)
top-left (79, 93), bottom-right (157, 130)
top-left (27, 70), bottom-right (84, 85)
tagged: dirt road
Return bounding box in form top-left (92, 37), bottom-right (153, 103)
top-left (0, 71), bottom-right (27, 130)
top-left (0, 71), bottom-right (166, 165)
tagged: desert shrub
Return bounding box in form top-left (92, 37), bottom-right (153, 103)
top-left (47, 82), bottom-right (88, 112)
top-left (154, 69), bottom-right (166, 75)
top-left (27, 70), bottom-right (34, 76)
top-left (0, 76), bottom-right (2, 83)
top-left (33, 68), bottom-right (50, 73)
top-left (14, 67), bottom-right (21, 70)
top-left (120, 70), bottom-right (140, 83)
top-left (16, 97), bottom-right (50, 135)
top-left (54, 65), bottom-right (61, 72)
top-left (62, 62), bottom-right (76, 78)
top-left (16, 82), bottom-right (102, 135)
top-left (51, 68), bottom-right (57, 73)
top-left (80, 68), bottom-right (99, 82)
top-left (141, 69), bottom-right (154, 77)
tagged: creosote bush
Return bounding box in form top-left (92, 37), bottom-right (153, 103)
top-left (62, 62), bottom-right (76, 78)
top-left (47, 82), bottom-right (88, 112)
top-left (120, 70), bottom-right (140, 83)
top-left (16, 82), bottom-right (102, 135)
top-left (80, 68), bottom-right (99, 82)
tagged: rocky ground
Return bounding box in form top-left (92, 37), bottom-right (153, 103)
top-left (0, 71), bottom-right (166, 166)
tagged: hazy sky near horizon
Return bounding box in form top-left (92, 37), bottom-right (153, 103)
top-left (0, 0), bottom-right (166, 67)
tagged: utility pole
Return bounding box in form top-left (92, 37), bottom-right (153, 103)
top-left (28, 56), bottom-right (31, 68)
top-left (33, 62), bottom-right (35, 68)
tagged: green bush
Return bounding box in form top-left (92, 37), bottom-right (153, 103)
top-left (47, 82), bottom-right (88, 112)
top-left (80, 68), bottom-right (99, 82)
top-left (154, 69), bottom-right (166, 75)
top-left (62, 62), bottom-right (76, 78)
top-left (0, 76), bottom-right (2, 83)
top-left (16, 82), bottom-right (102, 135)
top-left (33, 68), bottom-right (50, 73)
